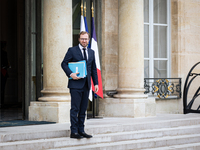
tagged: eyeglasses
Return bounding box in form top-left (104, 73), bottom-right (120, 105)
top-left (80, 38), bottom-right (89, 41)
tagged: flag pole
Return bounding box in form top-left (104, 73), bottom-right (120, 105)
top-left (91, 2), bottom-right (102, 119)
top-left (81, 0), bottom-right (83, 16)
top-left (91, 2), bottom-right (94, 17)
top-left (84, 2), bottom-right (86, 17)
top-left (91, 2), bottom-right (103, 119)
top-left (91, 2), bottom-right (95, 118)
top-left (92, 92), bottom-right (95, 118)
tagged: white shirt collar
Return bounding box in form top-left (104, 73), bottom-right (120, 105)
top-left (79, 44), bottom-right (87, 50)
top-left (78, 44), bottom-right (88, 59)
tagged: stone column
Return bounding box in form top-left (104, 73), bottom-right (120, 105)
top-left (29, 0), bottom-right (72, 123)
top-left (117, 0), bottom-right (144, 95)
top-left (99, 0), bottom-right (156, 117)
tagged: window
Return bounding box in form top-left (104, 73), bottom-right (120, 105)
top-left (144, 0), bottom-right (171, 78)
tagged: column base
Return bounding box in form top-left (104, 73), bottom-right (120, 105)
top-left (99, 97), bottom-right (156, 118)
top-left (29, 101), bottom-right (70, 123)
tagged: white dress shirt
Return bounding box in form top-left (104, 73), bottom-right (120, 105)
top-left (79, 44), bottom-right (88, 60)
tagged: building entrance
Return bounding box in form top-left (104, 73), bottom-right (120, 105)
top-left (0, 0), bottom-right (25, 120)
top-left (0, 0), bottom-right (42, 121)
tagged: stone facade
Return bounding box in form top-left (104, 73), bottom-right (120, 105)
top-left (171, 0), bottom-right (200, 114)
top-left (29, 0), bottom-right (200, 123)
top-left (100, 0), bottom-right (156, 118)
top-left (100, 0), bottom-right (200, 116)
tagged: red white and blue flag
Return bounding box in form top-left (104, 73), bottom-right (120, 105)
top-left (80, 6), bottom-right (103, 100)
top-left (91, 17), bottom-right (103, 99)
top-left (80, 9), bottom-right (93, 100)
top-left (80, 14), bottom-right (85, 32)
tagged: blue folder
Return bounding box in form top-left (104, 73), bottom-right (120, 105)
top-left (68, 60), bottom-right (87, 79)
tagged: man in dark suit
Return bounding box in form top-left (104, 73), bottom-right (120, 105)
top-left (61, 31), bottom-right (99, 139)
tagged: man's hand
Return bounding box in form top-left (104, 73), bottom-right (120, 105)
top-left (70, 72), bottom-right (80, 80)
top-left (95, 85), bottom-right (99, 93)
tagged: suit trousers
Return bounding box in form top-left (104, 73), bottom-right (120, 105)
top-left (69, 79), bottom-right (89, 133)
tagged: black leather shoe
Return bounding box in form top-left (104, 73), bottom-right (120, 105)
top-left (78, 132), bottom-right (93, 138)
top-left (70, 133), bottom-right (83, 139)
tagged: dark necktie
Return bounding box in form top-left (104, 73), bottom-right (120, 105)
top-left (83, 48), bottom-right (87, 63)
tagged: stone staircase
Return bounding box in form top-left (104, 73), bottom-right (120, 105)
top-left (1, 114), bottom-right (200, 150)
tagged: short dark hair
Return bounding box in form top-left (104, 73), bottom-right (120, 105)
top-left (78, 31), bottom-right (90, 39)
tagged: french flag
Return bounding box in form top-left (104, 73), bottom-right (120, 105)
top-left (84, 16), bottom-right (91, 48)
top-left (80, 13), bottom-right (85, 32)
top-left (91, 17), bottom-right (103, 99)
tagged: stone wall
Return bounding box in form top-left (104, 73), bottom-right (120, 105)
top-left (100, 0), bottom-right (200, 116)
top-left (171, 0), bottom-right (200, 113)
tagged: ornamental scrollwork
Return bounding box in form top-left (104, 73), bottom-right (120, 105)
top-left (144, 78), bottom-right (181, 99)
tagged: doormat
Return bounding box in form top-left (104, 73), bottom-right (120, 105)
top-left (0, 120), bottom-right (56, 127)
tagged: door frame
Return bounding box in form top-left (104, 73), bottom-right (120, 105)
top-left (24, 0), bottom-right (42, 120)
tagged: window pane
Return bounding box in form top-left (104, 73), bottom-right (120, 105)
top-left (154, 26), bottom-right (167, 58)
top-left (144, 0), bottom-right (149, 23)
top-left (144, 60), bottom-right (149, 78)
top-left (154, 0), bottom-right (167, 24)
top-left (144, 25), bottom-right (149, 58)
top-left (154, 60), bottom-right (167, 78)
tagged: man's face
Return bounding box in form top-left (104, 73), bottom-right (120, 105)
top-left (79, 34), bottom-right (89, 48)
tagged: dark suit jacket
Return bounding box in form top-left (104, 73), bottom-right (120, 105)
top-left (61, 46), bottom-right (98, 89)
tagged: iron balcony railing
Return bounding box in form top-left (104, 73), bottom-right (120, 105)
top-left (144, 78), bottom-right (182, 99)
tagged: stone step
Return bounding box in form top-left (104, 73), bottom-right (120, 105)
top-left (89, 117), bottom-right (200, 135)
top-left (1, 125), bottom-right (200, 150)
top-left (48, 134), bottom-right (200, 150)
top-left (0, 124), bottom-right (70, 143)
top-left (1, 116), bottom-right (200, 143)
top-left (141, 142), bottom-right (200, 150)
